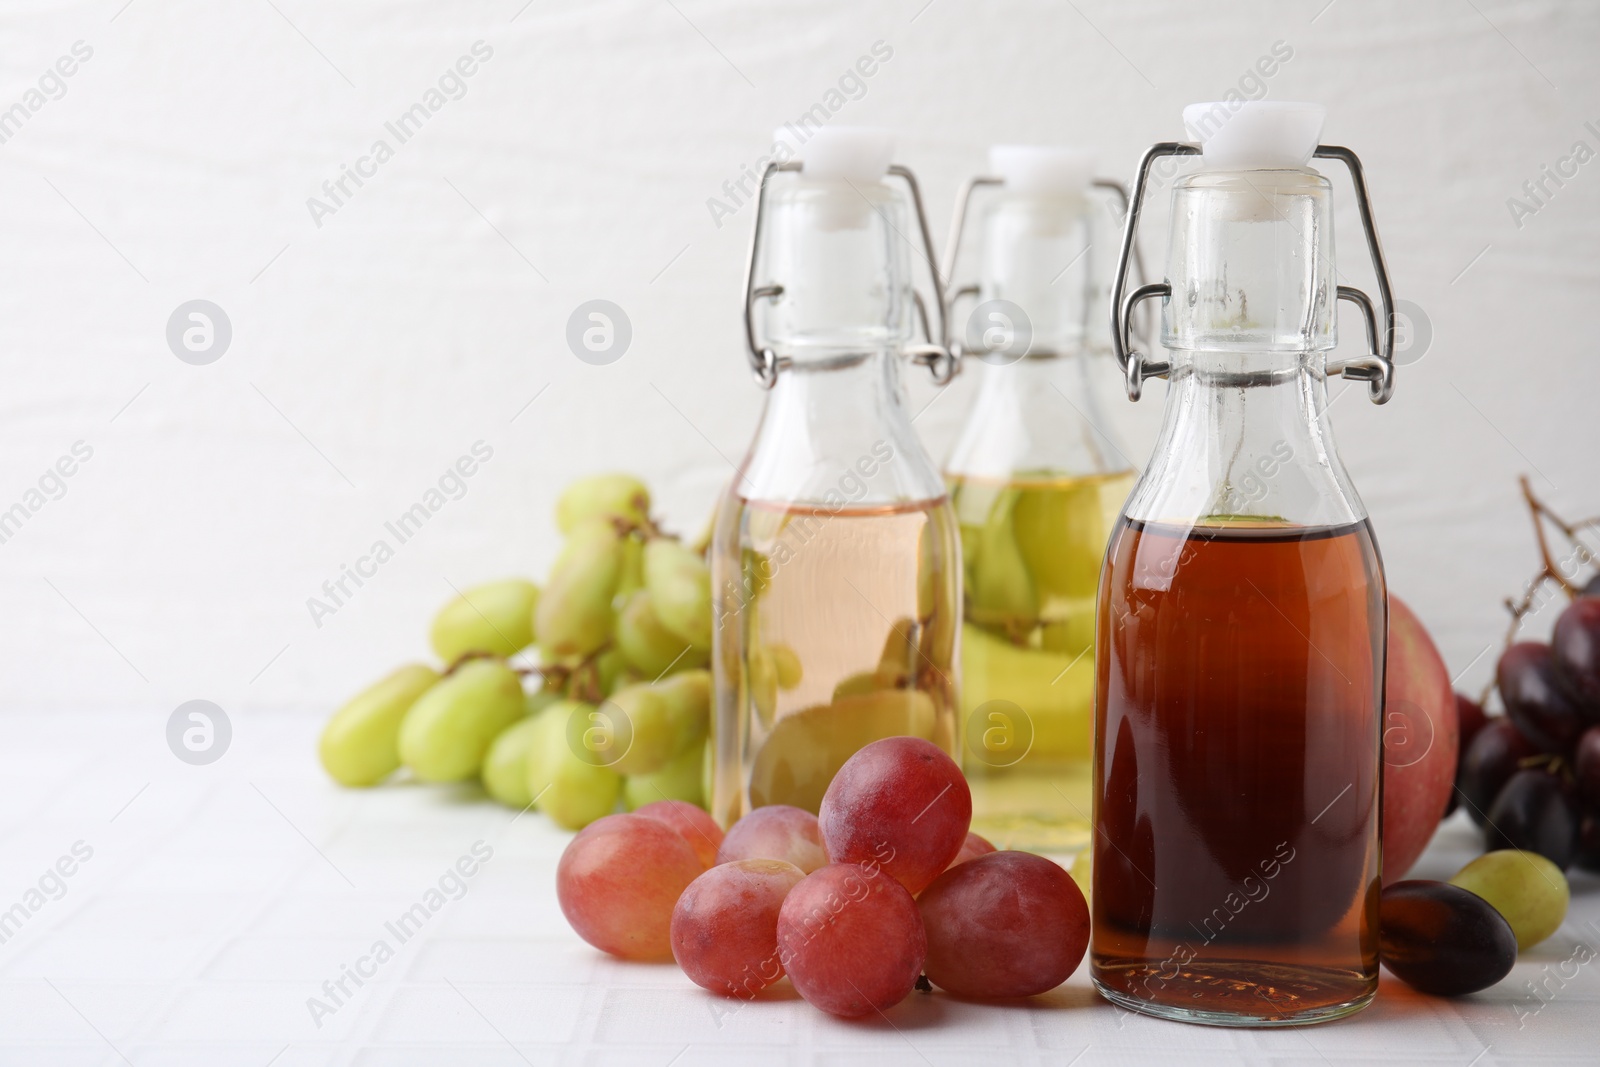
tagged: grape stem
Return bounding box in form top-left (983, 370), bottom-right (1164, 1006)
top-left (615, 514), bottom-right (670, 542)
top-left (563, 642), bottom-right (616, 704)
top-left (445, 650), bottom-right (562, 689)
top-left (1478, 476), bottom-right (1600, 706)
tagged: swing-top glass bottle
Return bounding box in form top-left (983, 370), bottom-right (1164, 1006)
top-left (1092, 102), bottom-right (1399, 1026)
top-left (709, 127), bottom-right (962, 826)
top-left (941, 146), bottom-right (1141, 849)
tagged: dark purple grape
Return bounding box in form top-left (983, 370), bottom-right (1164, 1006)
top-left (1380, 880), bottom-right (1517, 996)
top-left (1583, 574), bottom-right (1600, 598)
top-left (1552, 597), bottom-right (1600, 718)
top-left (1456, 692), bottom-right (1489, 750)
top-left (1444, 694), bottom-right (1492, 820)
top-left (1498, 642), bottom-right (1588, 753)
top-left (1575, 814), bottom-right (1600, 873)
top-left (1456, 718), bottom-right (1537, 827)
top-left (1483, 767), bottom-right (1579, 870)
top-left (1576, 726), bottom-right (1600, 811)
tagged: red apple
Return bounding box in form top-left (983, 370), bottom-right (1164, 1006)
top-left (1382, 595), bottom-right (1459, 882)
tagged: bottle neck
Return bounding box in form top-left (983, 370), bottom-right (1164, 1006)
top-left (737, 348), bottom-right (946, 507)
top-left (755, 176), bottom-right (914, 361)
top-left (1123, 164), bottom-right (1364, 530)
top-left (1122, 348), bottom-right (1366, 529)
top-left (978, 190), bottom-right (1100, 356)
top-left (945, 352), bottom-right (1132, 481)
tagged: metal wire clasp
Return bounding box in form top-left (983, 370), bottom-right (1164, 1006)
top-left (941, 175), bottom-right (1152, 365)
top-left (741, 160), bottom-right (955, 389)
top-left (1108, 142), bottom-right (1398, 404)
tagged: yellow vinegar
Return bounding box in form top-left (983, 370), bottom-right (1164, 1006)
top-left (947, 469), bottom-right (1135, 849)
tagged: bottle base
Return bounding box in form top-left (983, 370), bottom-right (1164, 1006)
top-left (1092, 961), bottom-right (1376, 1028)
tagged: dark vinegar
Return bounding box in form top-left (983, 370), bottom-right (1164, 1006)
top-left (1091, 518), bottom-right (1384, 1025)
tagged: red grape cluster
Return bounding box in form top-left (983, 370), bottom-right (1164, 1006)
top-left (1455, 579), bottom-right (1600, 871)
top-left (556, 737), bottom-right (1091, 1017)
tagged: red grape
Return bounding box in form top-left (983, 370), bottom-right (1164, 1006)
top-left (1484, 767), bottom-right (1579, 870)
top-left (635, 799), bottom-right (723, 869)
top-left (671, 859), bottom-right (805, 997)
top-left (1457, 717), bottom-right (1538, 826)
top-left (776, 862), bottom-right (926, 1017)
top-left (948, 831), bottom-right (997, 868)
top-left (1574, 726), bottom-right (1600, 810)
top-left (1498, 642), bottom-right (1588, 753)
top-left (556, 813), bottom-right (704, 961)
top-left (818, 736), bottom-right (971, 895)
top-left (1552, 596), bottom-right (1600, 715)
top-left (717, 804), bottom-right (828, 873)
top-left (917, 851), bottom-right (1088, 998)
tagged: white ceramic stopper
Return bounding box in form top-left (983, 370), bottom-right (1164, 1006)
top-left (1182, 101), bottom-right (1326, 169)
top-left (775, 125), bottom-right (894, 182)
top-left (988, 145), bottom-right (1095, 195)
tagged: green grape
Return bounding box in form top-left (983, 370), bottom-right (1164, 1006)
top-left (769, 643), bottom-right (803, 689)
top-left (398, 659), bottom-right (526, 782)
top-left (751, 648), bottom-right (779, 725)
top-left (644, 538), bottom-right (713, 651)
top-left (830, 670), bottom-right (882, 702)
top-left (615, 533), bottom-right (646, 599)
top-left (875, 618), bottom-right (917, 687)
top-left (594, 647), bottom-right (629, 695)
top-left (525, 687), bottom-right (561, 718)
top-left (537, 518), bottom-right (625, 660)
top-left (1039, 613), bottom-right (1095, 657)
top-left (481, 715), bottom-right (547, 808)
top-left (609, 667), bottom-right (645, 695)
top-left (527, 701), bottom-right (623, 829)
top-left (555, 473), bottom-right (650, 535)
top-left (607, 670), bottom-right (711, 777)
top-left (319, 664), bottom-right (440, 787)
top-left (741, 547), bottom-right (772, 601)
top-left (749, 688), bottom-right (937, 813)
top-left (623, 738), bottom-right (707, 810)
top-left (968, 493), bottom-right (1038, 637)
top-left (429, 579), bottom-right (540, 663)
top-left (1449, 849), bottom-right (1569, 951)
top-left (615, 590), bottom-right (705, 678)
top-left (1012, 478), bottom-right (1108, 602)
top-left (829, 624), bottom-right (913, 702)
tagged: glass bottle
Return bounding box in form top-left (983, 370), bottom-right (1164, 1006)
top-left (942, 147), bottom-right (1138, 850)
top-left (709, 127), bottom-right (961, 827)
top-left (1091, 102), bottom-right (1399, 1026)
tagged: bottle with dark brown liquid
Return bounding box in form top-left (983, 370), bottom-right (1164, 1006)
top-left (1092, 102), bottom-right (1401, 1026)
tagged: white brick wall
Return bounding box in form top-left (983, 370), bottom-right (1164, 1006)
top-left (0, 0), bottom-right (1594, 715)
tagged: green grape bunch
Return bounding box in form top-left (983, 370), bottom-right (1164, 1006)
top-left (317, 472), bottom-right (717, 832)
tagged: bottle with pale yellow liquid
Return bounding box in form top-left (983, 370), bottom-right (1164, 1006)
top-left (709, 127), bottom-right (962, 827)
top-left (941, 147), bottom-right (1140, 849)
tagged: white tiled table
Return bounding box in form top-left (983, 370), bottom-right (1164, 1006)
top-left (1, 711), bottom-right (1595, 1066)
